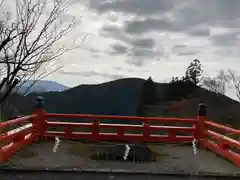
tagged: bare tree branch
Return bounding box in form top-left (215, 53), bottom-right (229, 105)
top-left (0, 0), bottom-right (81, 104)
top-left (228, 69), bottom-right (240, 101)
top-left (202, 69), bottom-right (240, 102)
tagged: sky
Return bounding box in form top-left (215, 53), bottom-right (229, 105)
top-left (9, 0), bottom-right (240, 100)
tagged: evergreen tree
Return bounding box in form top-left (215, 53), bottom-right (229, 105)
top-left (185, 59), bottom-right (203, 85)
top-left (142, 77), bottom-right (157, 104)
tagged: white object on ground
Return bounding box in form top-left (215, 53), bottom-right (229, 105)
top-left (52, 136), bottom-right (60, 153)
top-left (192, 138), bottom-right (198, 155)
top-left (123, 144), bottom-right (131, 160)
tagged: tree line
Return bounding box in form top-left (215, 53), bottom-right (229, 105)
top-left (141, 58), bottom-right (240, 103)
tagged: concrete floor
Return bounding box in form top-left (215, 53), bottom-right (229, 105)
top-left (1, 140), bottom-right (239, 175)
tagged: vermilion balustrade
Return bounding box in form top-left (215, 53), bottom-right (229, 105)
top-left (0, 96), bottom-right (240, 167)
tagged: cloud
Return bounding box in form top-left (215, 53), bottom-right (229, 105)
top-left (124, 18), bottom-right (178, 35)
top-left (59, 70), bottom-right (128, 80)
top-left (88, 0), bottom-right (181, 16)
top-left (101, 24), bottom-right (160, 65)
top-left (211, 33), bottom-right (240, 47)
top-left (111, 44), bottom-right (128, 55)
top-left (131, 38), bottom-right (155, 49)
top-left (172, 44), bottom-right (199, 56)
top-left (110, 37), bottom-right (155, 54)
top-left (39, 0), bottom-right (240, 101)
top-left (187, 27), bottom-right (210, 37)
top-left (101, 25), bottom-right (156, 48)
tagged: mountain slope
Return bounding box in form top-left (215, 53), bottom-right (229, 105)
top-left (16, 80), bottom-right (68, 94)
top-left (9, 78), bottom-right (146, 124)
top-left (3, 78), bottom-right (240, 128)
top-left (139, 83), bottom-right (240, 128)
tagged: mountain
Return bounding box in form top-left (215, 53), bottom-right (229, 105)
top-left (8, 78), bottom-right (146, 124)
top-left (139, 82), bottom-right (240, 128)
top-left (15, 80), bottom-right (69, 94)
top-left (3, 77), bottom-right (240, 128)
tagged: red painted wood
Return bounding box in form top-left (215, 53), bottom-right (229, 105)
top-left (0, 134), bottom-right (37, 162)
top-left (43, 131), bottom-right (194, 143)
top-left (0, 126), bottom-right (32, 142)
top-left (205, 130), bottom-right (240, 149)
top-left (47, 113), bottom-right (197, 123)
top-left (205, 121), bottom-right (240, 135)
top-left (0, 115), bottom-right (35, 129)
top-left (203, 140), bottom-right (240, 167)
top-left (1, 109), bottom-right (240, 167)
top-left (47, 122), bottom-right (196, 132)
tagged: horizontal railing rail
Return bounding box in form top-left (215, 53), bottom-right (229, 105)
top-left (0, 115), bottom-right (36, 129)
top-left (205, 121), bottom-right (240, 135)
top-left (47, 113), bottom-right (197, 123)
top-left (0, 123), bottom-right (32, 142)
top-left (47, 121), bottom-right (196, 131)
top-left (0, 96), bottom-right (239, 168)
top-left (44, 120), bottom-right (196, 143)
top-left (203, 120), bottom-right (240, 167)
top-left (0, 123), bottom-right (37, 162)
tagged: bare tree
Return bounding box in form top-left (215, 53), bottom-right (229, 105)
top-left (227, 69), bottom-right (240, 101)
top-left (202, 70), bottom-right (229, 95)
top-left (0, 0), bottom-right (82, 103)
top-left (202, 69), bottom-right (240, 102)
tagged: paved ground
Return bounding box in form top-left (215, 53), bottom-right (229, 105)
top-left (1, 170), bottom-right (240, 180)
top-left (1, 140), bottom-right (239, 175)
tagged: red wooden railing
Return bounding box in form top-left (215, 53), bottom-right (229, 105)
top-left (0, 97), bottom-right (240, 168)
top-left (45, 113), bottom-right (197, 142)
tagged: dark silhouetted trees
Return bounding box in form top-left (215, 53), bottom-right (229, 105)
top-left (141, 77), bottom-right (157, 105)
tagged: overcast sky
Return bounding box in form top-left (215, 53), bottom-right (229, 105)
top-left (42, 0), bottom-right (240, 100)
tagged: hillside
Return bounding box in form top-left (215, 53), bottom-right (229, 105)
top-left (4, 78), bottom-right (146, 124)
top-left (15, 80), bottom-right (68, 95)
top-left (2, 77), bottom-right (240, 128)
top-left (139, 83), bottom-right (240, 128)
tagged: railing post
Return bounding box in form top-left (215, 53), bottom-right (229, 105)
top-left (143, 120), bottom-right (150, 140)
top-left (92, 120), bottom-right (99, 138)
top-left (195, 103), bottom-right (208, 148)
top-left (32, 96), bottom-right (47, 139)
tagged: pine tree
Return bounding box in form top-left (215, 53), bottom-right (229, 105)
top-left (185, 59), bottom-right (203, 85)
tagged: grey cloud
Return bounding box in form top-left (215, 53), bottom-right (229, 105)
top-left (96, 0), bottom-right (240, 38)
top-left (111, 44), bottom-right (127, 55)
top-left (85, 0), bottom-right (240, 64)
top-left (131, 38), bottom-right (155, 49)
top-left (126, 47), bottom-right (162, 66)
top-left (124, 17), bottom-right (211, 37)
top-left (114, 66), bottom-right (123, 70)
top-left (127, 69), bottom-right (134, 73)
top-left (171, 0), bottom-right (240, 28)
top-left (186, 27), bottom-right (210, 37)
top-left (101, 26), bottom-right (121, 35)
top-left (211, 33), bottom-right (240, 47)
top-left (88, 48), bottom-right (100, 54)
top-left (60, 13), bottom-right (76, 22)
top-left (130, 48), bottom-right (157, 57)
top-left (172, 45), bottom-right (199, 56)
top-left (124, 18), bottom-right (179, 35)
top-left (102, 25), bottom-right (158, 63)
top-left (101, 25), bottom-right (131, 43)
top-left (109, 40), bottom-right (160, 66)
top-left (91, 54), bottom-right (100, 59)
top-left (102, 25), bottom-right (156, 49)
top-left (88, 0), bottom-right (181, 16)
top-left (59, 70), bottom-right (127, 80)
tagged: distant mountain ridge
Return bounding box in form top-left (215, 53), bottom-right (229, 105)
top-left (15, 80), bottom-right (69, 94)
top-left (3, 77), bottom-right (240, 128)
top-left (28, 78), bottom-right (145, 117)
